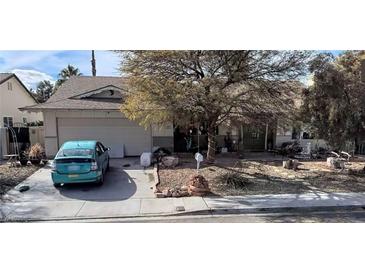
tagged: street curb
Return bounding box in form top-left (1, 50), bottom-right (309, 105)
top-left (3, 204), bottom-right (365, 222)
top-left (187, 205), bottom-right (365, 216)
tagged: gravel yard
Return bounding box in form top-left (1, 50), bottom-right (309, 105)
top-left (0, 163), bottom-right (40, 197)
top-left (158, 155), bottom-right (365, 196)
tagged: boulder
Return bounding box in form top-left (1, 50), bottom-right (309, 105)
top-left (283, 159), bottom-right (299, 170)
top-left (187, 175), bottom-right (210, 196)
top-left (155, 192), bottom-right (166, 198)
top-left (162, 188), bottom-right (172, 197)
top-left (161, 156), bottom-right (179, 167)
top-left (327, 157), bottom-right (344, 169)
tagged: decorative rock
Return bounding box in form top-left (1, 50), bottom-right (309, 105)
top-left (180, 185), bottom-right (188, 191)
top-left (161, 156), bottom-right (179, 167)
top-left (327, 157), bottom-right (344, 169)
top-left (179, 190), bottom-right (189, 197)
top-left (283, 160), bottom-right (293, 169)
top-left (283, 159), bottom-right (299, 170)
top-left (162, 189), bottom-right (172, 197)
top-left (187, 175), bottom-right (210, 196)
top-left (155, 192), bottom-right (166, 198)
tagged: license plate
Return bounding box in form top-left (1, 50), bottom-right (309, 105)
top-left (68, 165), bottom-right (80, 172)
top-left (68, 174), bottom-right (79, 178)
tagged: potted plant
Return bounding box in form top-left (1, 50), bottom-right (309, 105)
top-left (19, 151), bottom-right (29, 166)
top-left (28, 143), bottom-right (44, 165)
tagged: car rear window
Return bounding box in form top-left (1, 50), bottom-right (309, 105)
top-left (58, 148), bottom-right (94, 157)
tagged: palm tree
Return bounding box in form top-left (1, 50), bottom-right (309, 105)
top-left (36, 80), bottom-right (54, 102)
top-left (55, 65), bottom-right (82, 89)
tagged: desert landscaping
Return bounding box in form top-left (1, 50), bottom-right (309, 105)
top-left (158, 154), bottom-right (365, 197)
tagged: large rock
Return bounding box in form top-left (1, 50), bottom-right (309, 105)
top-left (283, 159), bottom-right (299, 170)
top-left (161, 156), bottom-right (179, 167)
top-left (327, 157), bottom-right (345, 169)
top-left (187, 175), bottom-right (210, 196)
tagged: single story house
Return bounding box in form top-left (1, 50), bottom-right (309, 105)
top-left (21, 76), bottom-right (326, 158)
top-left (20, 76), bottom-right (174, 158)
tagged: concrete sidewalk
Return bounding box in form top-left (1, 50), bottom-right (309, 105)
top-left (203, 192), bottom-right (365, 213)
top-left (2, 191), bottom-right (365, 221)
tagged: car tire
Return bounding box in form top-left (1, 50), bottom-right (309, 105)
top-left (97, 172), bottom-right (104, 186)
top-left (54, 183), bottom-right (61, 188)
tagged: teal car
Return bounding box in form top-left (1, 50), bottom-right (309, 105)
top-left (51, 140), bottom-right (110, 187)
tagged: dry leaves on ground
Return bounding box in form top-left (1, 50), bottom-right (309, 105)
top-left (158, 157), bottom-right (365, 196)
top-left (0, 164), bottom-right (40, 196)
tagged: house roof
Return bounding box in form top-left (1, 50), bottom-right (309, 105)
top-left (0, 73), bottom-right (38, 102)
top-left (0, 73), bottom-right (13, 83)
top-left (20, 76), bottom-right (127, 111)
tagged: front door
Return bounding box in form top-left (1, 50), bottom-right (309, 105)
top-left (241, 125), bottom-right (266, 151)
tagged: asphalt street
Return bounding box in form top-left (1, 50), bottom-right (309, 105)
top-left (52, 208), bottom-right (365, 223)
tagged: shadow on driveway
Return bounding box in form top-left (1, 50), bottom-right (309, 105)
top-left (57, 164), bottom-right (138, 202)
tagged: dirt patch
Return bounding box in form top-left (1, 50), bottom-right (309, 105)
top-left (0, 164), bottom-right (40, 197)
top-left (158, 156), bottom-right (365, 196)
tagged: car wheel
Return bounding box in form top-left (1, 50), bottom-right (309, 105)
top-left (54, 183), bottom-right (61, 188)
top-left (97, 172), bottom-right (104, 186)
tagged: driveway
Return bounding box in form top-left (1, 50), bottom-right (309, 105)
top-left (0, 158), bottom-right (157, 220)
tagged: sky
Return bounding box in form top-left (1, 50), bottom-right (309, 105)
top-left (0, 50), bottom-right (121, 89)
top-left (0, 50), bottom-right (344, 90)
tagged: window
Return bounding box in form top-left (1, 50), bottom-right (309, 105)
top-left (292, 127), bottom-right (300, 140)
top-left (251, 131), bottom-right (259, 139)
top-left (302, 131), bottom-right (314, 139)
top-left (7, 82), bottom-right (12, 90)
top-left (58, 149), bottom-right (94, 157)
top-left (3, 117), bottom-right (13, 127)
top-left (23, 117), bottom-right (27, 124)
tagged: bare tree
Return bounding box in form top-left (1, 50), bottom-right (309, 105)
top-left (118, 50), bottom-right (312, 162)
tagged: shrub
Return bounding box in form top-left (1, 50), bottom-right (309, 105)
top-left (220, 172), bottom-right (252, 189)
top-left (28, 143), bottom-right (45, 159)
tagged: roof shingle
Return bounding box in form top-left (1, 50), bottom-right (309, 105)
top-left (22, 76), bottom-right (127, 111)
top-left (0, 73), bottom-right (14, 84)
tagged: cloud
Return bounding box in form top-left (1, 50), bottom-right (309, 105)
top-left (11, 69), bottom-right (54, 89)
top-left (0, 50), bottom-right (121, 82)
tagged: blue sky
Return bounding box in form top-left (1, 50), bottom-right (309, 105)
top-left (0, 50), bottom-right (343, 89)
top-left (0, 50), bottom-right (120, 89)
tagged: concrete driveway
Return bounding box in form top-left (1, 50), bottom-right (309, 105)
top-left (1, 158), bottom-right (158, 220)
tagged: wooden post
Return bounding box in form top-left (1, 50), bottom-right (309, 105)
top-left (91, 50), bottom-right (96, 77)
top-left (264, 123), bottom-right (268, 150)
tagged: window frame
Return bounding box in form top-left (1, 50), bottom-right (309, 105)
top-left (7, 82), bottom-right (12, 91)
top-left (3, 116), bottom-right (13, 127)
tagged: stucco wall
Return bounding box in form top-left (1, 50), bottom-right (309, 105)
top-left (43, 110), bottom-right (172, 157)
top-left (151, 123), bottom-right (174, 151)
top-left (275, 134), bottom-right (328, 149)
top-left (0, 77), bottom-right (43, 126)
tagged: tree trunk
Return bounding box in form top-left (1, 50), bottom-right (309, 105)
top-left (207, 126), bottom-right (216, 163)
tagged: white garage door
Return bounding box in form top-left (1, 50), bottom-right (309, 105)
top-left (57, 118), bottom-right (151, 158)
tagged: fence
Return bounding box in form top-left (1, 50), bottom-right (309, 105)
top-left (0, 126), bottom-right (44, 159)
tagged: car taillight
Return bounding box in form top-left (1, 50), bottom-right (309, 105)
top-left (51, 161), bottom-right (57, 171)
top-left (91, 161), bottom-right (98, 171)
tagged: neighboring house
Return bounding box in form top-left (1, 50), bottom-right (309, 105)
top-left (21, 76), bottom-right (173, 158)
top-left (0, 73), bottom-right (43, 127)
